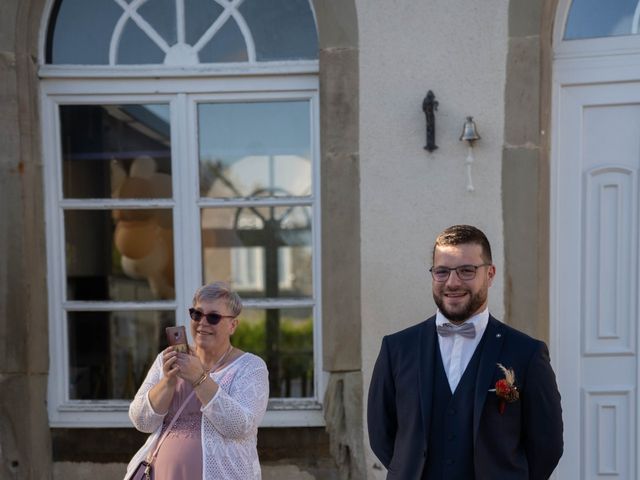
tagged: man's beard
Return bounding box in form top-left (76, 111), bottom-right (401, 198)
top-left (433, 288), bottom-right (487, 323)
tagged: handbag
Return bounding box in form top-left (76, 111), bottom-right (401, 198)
top-left (126, 390), bottom-right (196, 480)
top-left (128, 460), bottom-right (153, 480)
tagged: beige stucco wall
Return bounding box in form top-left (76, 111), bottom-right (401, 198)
top-left (356, 1), bottom-right (509, 477)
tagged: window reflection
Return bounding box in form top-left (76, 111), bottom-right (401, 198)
top-left (234, 308), bottom-right (314, 398)
top-left (198, 101), bottom-right (311, 198)
top-left (240, 0), bottom-right (319, 61)
top-left (201, 207), bottom-right (312, 297)
top-left (65, 209), bottom-right (175, 301)
top-left (68, 310), bottom-right (174, 400)
top-left (49, 0), bottom-right (121, 64)
top-left (119, 19), bottom-right (166, 64)
top-left (198, 16), bottom-right (249, 63)
top-left (60, 104), bottom-right (171, 199)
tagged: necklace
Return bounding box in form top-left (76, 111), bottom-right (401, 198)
top-left (209, 344), bottom-right (234, 373)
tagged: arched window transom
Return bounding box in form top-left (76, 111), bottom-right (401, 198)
top-left (47, 0), bottom-right (318, 65)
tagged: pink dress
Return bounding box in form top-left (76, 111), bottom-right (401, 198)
top-left (153, 378), bottom-right (203, 479)
top-left (127, 352), bottom-right (268, 480)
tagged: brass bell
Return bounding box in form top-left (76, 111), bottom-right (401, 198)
top-left (459, 116), bottom-right (481, 143)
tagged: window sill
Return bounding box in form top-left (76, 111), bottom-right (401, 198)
top-left (49, 400), bottom-right (324, 428)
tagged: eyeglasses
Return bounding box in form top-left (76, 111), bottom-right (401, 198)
top-left (429, 263), bottom-right (491, 282)
top-left (189, 308), bottom-right (235, 325)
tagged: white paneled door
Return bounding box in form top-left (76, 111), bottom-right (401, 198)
top-left (552, 79), bottom-right (640, 479)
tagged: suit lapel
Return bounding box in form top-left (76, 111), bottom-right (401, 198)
top-left (473, 316), bottom-right (505, 443)
top-left (418, 317), bottom-right (437, 444)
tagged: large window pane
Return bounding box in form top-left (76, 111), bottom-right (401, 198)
top-left (234, 307), bottom-right (313, 398)
top-left (201, 206), bottom-right (312, 297)
top-left (68, 310), bottom-right (174, 400)
top-left (198, 101), bottom-right (311, 198)
top-left (65, 209), bottom-right (175, 301)
top-left (60, 104), bottom-right (171, 199)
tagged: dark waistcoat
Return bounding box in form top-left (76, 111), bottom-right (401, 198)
top-left (422, 334), bottom-right (486, 480)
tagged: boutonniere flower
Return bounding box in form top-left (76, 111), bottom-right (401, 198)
top-left (493, 363), bottom-right (519, 414)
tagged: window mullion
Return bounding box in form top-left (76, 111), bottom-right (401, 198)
top-left (310, 91), bottom-right (324, 402)
top-left (197, 197), bottom-right (313, 208)
top-left (59, 199), bottom-right (175, 209)
top-left (63, 300), bottom-right (176, 310)
top-left (171, 93), bottom-right (195, 327)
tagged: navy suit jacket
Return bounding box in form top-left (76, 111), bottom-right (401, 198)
top-left (367, 315), bottom-right (563, 480)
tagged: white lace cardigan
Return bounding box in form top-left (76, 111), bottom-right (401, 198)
top-left (124, 352), bottom-right (269, 480)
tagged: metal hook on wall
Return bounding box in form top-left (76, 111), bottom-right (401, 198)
top-left (422, 90), bottom-right (438, 152)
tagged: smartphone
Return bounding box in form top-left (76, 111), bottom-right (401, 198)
top-left (165, 326), bottom-right (189, 353)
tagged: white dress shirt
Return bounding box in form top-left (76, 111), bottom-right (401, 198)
top-left (435, 308), bottom-right (489, 393)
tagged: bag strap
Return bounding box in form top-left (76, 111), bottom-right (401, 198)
top-left (143, 346), bottom-right (233, 465)
top-left (145, 389), bottom-right (196, 464)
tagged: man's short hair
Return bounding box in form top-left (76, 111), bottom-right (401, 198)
top-left (432, 225), bottom-right (492, 263)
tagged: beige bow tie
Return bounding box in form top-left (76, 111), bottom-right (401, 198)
top-left (437, 322), bottom-right (476, 339)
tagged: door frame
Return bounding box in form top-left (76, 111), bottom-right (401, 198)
top-left (551, 2), bottom-right (640, 475)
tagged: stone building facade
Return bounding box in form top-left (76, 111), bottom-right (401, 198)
top-left (4, 1), bottom-right (637, 479)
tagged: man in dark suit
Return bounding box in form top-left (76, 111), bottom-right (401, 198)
top-left (367, 225), bottom-right (563, 479)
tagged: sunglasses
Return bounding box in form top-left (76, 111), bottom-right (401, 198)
top-left (189, 307), bottom-right (235, 325)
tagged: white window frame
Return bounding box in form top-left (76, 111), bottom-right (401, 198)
top-left (555, 0), bottom-right (640, 61)
top-left (40, 74), bottom-right (324, 427)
